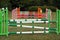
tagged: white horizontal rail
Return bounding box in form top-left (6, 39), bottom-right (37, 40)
top-left (9, 20), bottom-right (48, 23)
top-left (9, 19), bottom-right (47, 21)
top-left (17, 25), bottom-right (49, 29)
top-left (8, 24), bottom-right (49, 29)
top-left (16, 31), bottom-right (49, 34)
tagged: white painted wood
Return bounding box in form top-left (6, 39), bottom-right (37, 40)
top-left (16, 31), bottom-right (49, 34)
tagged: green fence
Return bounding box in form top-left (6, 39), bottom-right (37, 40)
top-left (0, 8), bottom-right (60, 36)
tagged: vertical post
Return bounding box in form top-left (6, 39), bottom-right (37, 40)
top-left (17, 7), bottom-right (20, 19)
top-left (2, 8), bottom-right (5, 35)
top-left (45, 8), bottom-right (48, 19)
top-left (59, 10), bottom-right (60, 34)
top-left (0, 9), bottom-right (3, 35)
top-left (56, 9), bottom-right (59, 35)
top-left (56, 9), bottom-right (60, 35)
top-left (38, 7), bottom-right (42, 14)
top-left (20, 21), bottom-right (22, 34)
top-left (32, 21), bottom-right (34, 34)
top-left (38, 7), bottom-right (42, 18)
top-left (48, 9), bottom-right (50, 33)
top-left (5, 7), bottom-right (8, 36)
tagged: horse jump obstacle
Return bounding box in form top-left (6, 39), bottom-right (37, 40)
top-left (0, 7), bottom-right (60, 36)
top-left (12, 7), bottom-right (52, 19)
